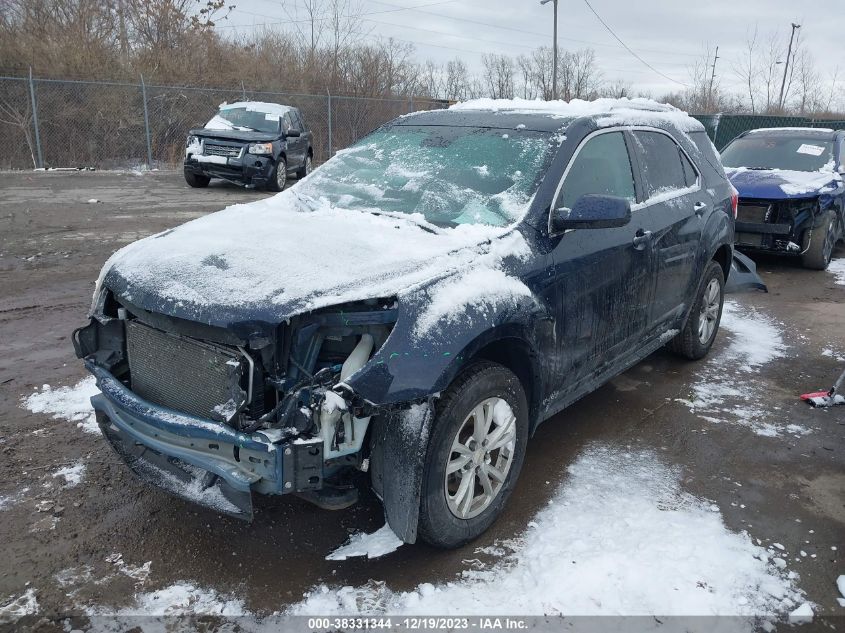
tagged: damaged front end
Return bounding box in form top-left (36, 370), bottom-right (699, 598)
top-left (73, 289), bottom-right (403, 521)
top-left (735, 197), bottom-right (825, 255)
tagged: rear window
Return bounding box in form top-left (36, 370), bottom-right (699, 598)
top-left (720, 134), bottom-right (834, 171)
top-left (632, 131), bottom-right (691, 197)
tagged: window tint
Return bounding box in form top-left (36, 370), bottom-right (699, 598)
top-left (633, 131), bottom-right (688, 196)
top-left (556, 131), bottom-right (635, 211)
top-left (680, 150), bottom-right (698, 187)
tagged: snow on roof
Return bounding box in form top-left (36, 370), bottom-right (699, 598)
top-left (450, 97), bottom-right (704, 132)
top-left (218, 101), bottom-right (294, 116)
top-left (745, 127), bottom-right (834, 134)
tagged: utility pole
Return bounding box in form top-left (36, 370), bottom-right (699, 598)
top-left (707, 45), bottom-right (719, 112)
top-left (540, 0), bottom-right (558, 100)
top-left (778, 23), bottom-right (800, 111)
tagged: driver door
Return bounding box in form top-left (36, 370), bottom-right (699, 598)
top-left (542, 129), bottom-right (655, 397)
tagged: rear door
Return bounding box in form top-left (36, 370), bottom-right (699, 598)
top-left (543, 129), bottom-right (654, 394)
top-left (283, 112), bottom-right (307, 168)
top-left (629, 129), bottom-right (706, 332)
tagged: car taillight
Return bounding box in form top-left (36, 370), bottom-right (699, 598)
top-left (729, 185), bottom-right (738, 219)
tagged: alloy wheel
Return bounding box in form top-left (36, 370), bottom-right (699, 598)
top-left (698, 277), bottom-right (721, 344)
top-left (444, 397), bottom-right (517, 519)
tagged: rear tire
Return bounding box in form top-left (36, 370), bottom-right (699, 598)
top-left (296, 153), bottom-right (313, 179)
top-left (669, 260), bottom-right (725, 360)
top-left (266, 157), bottom-right (287, 192)
top-left (184, 169), bottom-right (210, 188)
top-left (417, 361), bottom-right (528, 549)
top-left (802, 210), bottom-right (836, 270)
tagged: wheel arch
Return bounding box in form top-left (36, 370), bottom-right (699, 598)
top-left (711, 242), bottom-right (731, 281)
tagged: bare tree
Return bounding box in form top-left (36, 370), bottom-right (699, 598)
top-left (444, 58), bottom-right (469, 101)
top-left (482, 53), bottom-right (515, 99)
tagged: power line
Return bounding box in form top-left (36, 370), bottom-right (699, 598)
top-left (365, 0), bottom-right (703, 58)
top-left (580, 0), bottom-right (690, 87)
top-left (215, 0), bottom-right (460, 29)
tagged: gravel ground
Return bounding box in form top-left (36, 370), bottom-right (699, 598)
top-left (0, 171), bottom-right (843, 629)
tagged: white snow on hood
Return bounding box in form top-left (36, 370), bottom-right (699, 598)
top-left (451, 97), bottom-right (704, 132)
top-left (726, 166), bottom-right (842, 196)
top-left (99, 189), bottom-right (528, 319)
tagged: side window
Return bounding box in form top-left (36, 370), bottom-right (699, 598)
top-left (555, 131), bottom-right (636, 212)
top-left (282, 112), bottom-right (297, 134)
top-left (679, 150), bottom-right (698, 187)
top-left (632, 131), bottom-right (689, 197)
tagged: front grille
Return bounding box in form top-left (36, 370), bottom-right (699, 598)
top-left (203, 143), bottom-right (242, 158)
top-left (126, 320), bottom-right (245, 421)
top-left (737, 203), bottom-right (769, 224)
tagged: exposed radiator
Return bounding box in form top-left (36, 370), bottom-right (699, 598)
top-left (126, 320), bottom-right (245, 422)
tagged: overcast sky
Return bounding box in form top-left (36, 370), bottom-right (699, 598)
top-left (220, 0), bottom-right (842, 101)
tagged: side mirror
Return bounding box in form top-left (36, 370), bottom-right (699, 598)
top-left (285, 129), bottom-right (301, 138)
top-left (550, 194), bottom-right (631, 233)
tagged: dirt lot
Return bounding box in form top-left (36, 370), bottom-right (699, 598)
top-left (0, 171), bottom-right (843, 627)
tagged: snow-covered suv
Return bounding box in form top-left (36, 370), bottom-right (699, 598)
top-left (74, 98), bottom-right (759, 548)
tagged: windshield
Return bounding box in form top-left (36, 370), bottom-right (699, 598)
top-left (721, 135), bottom-right (833, 172)
top-left (207, 105), bottom-right (283, 133)
top-left (296, 125), bottom-right (556, 228)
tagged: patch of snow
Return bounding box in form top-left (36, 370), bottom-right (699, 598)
top-left (414, 265), bottom-right (534, 336)
top-left (677, 301), bottom-right (801, 437)
top-left (22, 377), bottom-right (100, 434)
top-left (821, 346), bottom-right (845, 361)
top-left (291, 446), bottom-right (804, 618)
top-left (52, 461), bottom-right (85, 487)
top-left (326, 524), bottom-right (404, 561)
top-left (0, 588), bottom-right (39, 623)
top-left (85, 582), bottom-right (246, 617)
top-left (827, 258), bottom-right (845, 286)
top-left (0, 486), bottom-right (30, 511)
top-left (788, 602), bottom-right (813, 623)
top-left (837, 575), bottom-right (845, 601)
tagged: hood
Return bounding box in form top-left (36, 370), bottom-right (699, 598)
top-left (726, 167), bottom-right (841, 200)
top-left (100, 189), bottom-right (528, 329)
top-left (189, 127), bottom-right (280, 143)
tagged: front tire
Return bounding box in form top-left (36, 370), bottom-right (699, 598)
top-left (669, 260), bottom-right (725, 360)
top-left (418, 361), bottom-right (528, 549)
top-left (802, 210), bottom-right (836, 270)
top-left (266, 157), bottom-right (287, 192)
top-left (184, 169), bottom-right (210, 188)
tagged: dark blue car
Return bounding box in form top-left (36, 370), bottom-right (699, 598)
top-left (74, 100), bottom-right (754, 548)
top-left (722, 127), bottom-right (845, 269)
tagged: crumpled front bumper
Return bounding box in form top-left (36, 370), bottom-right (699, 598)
top-left (86, 361), bottom-right (323, 520)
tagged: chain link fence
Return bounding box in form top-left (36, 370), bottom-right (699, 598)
top-left (692, 113), bottom-right (845, 150)
top-left (0, 75), bottom-right (448, 170)
top-left (3, 74), bottom-right (845, 170)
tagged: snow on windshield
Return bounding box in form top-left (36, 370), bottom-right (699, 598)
top-left (204, 101), bottom-right (292, 133)
top-left (297, 126), bottom-right (556, 228)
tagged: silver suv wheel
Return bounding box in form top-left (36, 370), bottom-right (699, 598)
top-left (444, 396), bottom-right (517, 519)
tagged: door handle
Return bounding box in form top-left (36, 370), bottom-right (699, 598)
top-left (632, 229), bottom-right (652, 250)
top-left (693, 202), bottom-right (707, 216)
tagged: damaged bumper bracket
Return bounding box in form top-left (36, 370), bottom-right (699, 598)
top-left (85, 361), bottom-right (322, 520)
